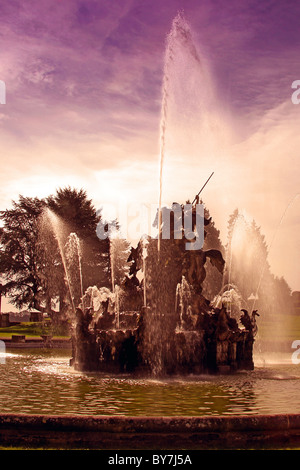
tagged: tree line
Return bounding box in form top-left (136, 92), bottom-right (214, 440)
top-left (0, 189), bottom-right (294, 321)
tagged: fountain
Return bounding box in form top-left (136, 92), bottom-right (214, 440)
top-left (59, 13), bottom-right (259, 377)
top-left (67, 201), bottom-right (257, 375)
top-left (2, 8), bottom-right (300, 453)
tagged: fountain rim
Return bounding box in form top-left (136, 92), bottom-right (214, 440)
top-left (0, 412), bottom-right (299, 449)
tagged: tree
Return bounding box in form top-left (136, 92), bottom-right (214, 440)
top-left (47, 187), bottom-right (99, 239)
top-left (46, 187), bottom-right (111, 294)
top-left (0, 195), bottom-right (47, 311)
top-left (0, 188), bottom-right (111, 318)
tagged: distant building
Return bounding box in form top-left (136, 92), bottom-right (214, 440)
top-left (292, 291), bottom-right (300, 315)
top-left (0, 310), bottom-right (43, 327)
top-left (0, 313), bottom-right (10, 328)
top-left (29, 311), bottom-right (43, 322)
top-left (9, 311), bottom-right (31, 322)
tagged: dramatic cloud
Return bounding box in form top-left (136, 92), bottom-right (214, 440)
top-left (0, 0), bottom-right (299, 302)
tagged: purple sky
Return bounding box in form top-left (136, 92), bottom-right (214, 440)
top-left (0, 0), bottom-right (300, 305)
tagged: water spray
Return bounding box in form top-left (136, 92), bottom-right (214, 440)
top-left (45, 209), bottom-right (77, 315)
top-left (251, 192), bottom-right (299, 312)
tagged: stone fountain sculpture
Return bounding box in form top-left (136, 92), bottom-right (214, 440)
top-left (70, 202), bottom-right (258, 375)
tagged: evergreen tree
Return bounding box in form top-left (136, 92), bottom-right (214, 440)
top-left (0, 196), bottom-right (47, 311)
top-left (47, 187), bottom-right (111, 293)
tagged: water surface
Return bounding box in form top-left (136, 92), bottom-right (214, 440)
top-left (1, 349), bottom-right (300, 416)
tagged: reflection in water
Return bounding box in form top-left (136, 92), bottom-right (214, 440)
top-left (0, 349), bottom-right (300, 416)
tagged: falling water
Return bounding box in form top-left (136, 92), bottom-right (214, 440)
top-left (225, 213), bottom-right (249, 316)
top-left (142, 237), bottom-right (148, 307)
top-left (115, 285), bottom-right (120, 330)
top-left (109, 237), bottom-right (121, 328)
top-left (212, 283), bottom-right (247, 321)
top-left (44, 208), bottom-right (76, 314)
top-left (110, 238), bottom-right (115, 294)
top-left (175, 276), bottom-right (193, 330)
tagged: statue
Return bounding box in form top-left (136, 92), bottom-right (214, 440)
top-left (240, 309), bottom-right (259, 338)
top-left (70, 193), bottom-right (258, 375)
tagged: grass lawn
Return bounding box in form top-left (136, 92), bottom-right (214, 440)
top-left (1, 315), bottom-right (299, 343)
top-left (257, 313), bottom-right (300, 343)
top-left (0, 322), bottom-right (70, 340)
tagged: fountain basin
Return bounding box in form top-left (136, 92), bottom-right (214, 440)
top-left (1, 412), bottom-right (300, 449)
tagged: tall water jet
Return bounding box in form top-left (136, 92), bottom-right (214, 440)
top-left (157, 12), bottom-right (223, 249)
top-left (142, 237), bottom-right (148, 307)
top-left (109, 234), bottom-right (120, 328)
top-left (64, 232), bottom-right (84, 309)
top-left (109, 232), bottom-right (132, 329)
top-left (157, 15), bottom-right (170, 253)
top-left (43, 208), bottom-right (76, 315)
top-left (158, 12), bottom-right (205, 252)
top-left (152, 11), bottom-right (216, 373)
top-left (114, 285), bottom-right (120, 330)
top-left (110, 237), bottom-right (115, 294)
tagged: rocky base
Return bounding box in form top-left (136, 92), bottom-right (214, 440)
top-left (71, 314), bottom-right (255, 375)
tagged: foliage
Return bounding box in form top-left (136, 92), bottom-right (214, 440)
top-left (0, 196), bottom-right (46, 311)
top-left (0, 188), bottom-right (111, 318)
top-left (47, 187), bottom-right (111, 292)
